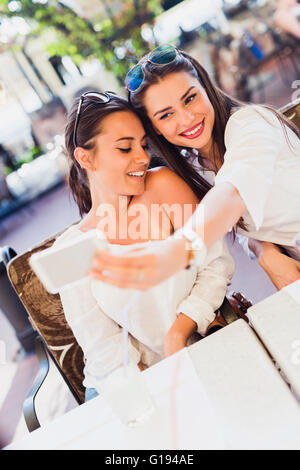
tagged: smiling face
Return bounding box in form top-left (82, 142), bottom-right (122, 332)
top-left (78, 110), bottom-right (150, 201)
top-left (143, 71), bottom-right (215, 157)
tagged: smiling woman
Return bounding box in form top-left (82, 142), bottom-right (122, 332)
top-left (65, 92), bottom-right (150, 219)
top-left (73, 110), bottom-right (149, 212)
top-left (143, 73), bottom-right (215, 161)
top-left (92, 45), bottom-right (300, 292)
top-left (49, 91), bottom-right (235, 400)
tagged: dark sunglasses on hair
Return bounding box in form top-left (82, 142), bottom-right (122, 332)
top-left (73, 91), bottom-right (116, 149)
top-left (125, 44), bottom-right (178, 93)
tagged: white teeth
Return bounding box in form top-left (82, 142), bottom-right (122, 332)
top-left (127, 171), bottom-right (144, 176)
top-left (182, 121), bottom-right (203, 136)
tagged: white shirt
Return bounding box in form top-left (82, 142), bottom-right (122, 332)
top-left (214, 105), bottom-right (300, 248)
top-left (53, 224), bottom-right (234, 390)
top-left (186, 106), bottom-right (300, 260)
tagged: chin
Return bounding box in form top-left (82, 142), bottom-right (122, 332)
top-left (134, 185), bottom-right (145, 196)
top-left (190, 134), bottom-right (211, 152)
top-left (125, 185), bottom-right (145, 197)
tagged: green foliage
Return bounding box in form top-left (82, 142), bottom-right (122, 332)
top-left (3, 165), bottom-right (13, 176)
top-left (0, 0), bottom-right (163, 83)
top-left (2, 144), bottom-right (42, 175)
top-left (16, 145), bottom-right (42, 165)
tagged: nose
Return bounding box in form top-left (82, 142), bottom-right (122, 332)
top-left (135, 146), bottom-right (150, 166)
top-left (178, 108), bottom-right (195, 128)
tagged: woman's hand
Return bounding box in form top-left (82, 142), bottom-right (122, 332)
top-left (257, 242), bottom-right (300, 290)
top-left (89, 237), bottom-right (189, 290)
top-left (164, 313), bottom-right (197, 358)
top-left (164, 331), bottom-right (187, 358)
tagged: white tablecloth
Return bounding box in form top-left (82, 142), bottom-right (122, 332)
top-left (248, 279), bottom-right (300, 398)
top-left (5, 349), bottom-right (226, 450)
top-left (5, 317), bottom-right (300, 450)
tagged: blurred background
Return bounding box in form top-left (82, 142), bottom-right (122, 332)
top-left (0, 0), bottom-right (299, 449)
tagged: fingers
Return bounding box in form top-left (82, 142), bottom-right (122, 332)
top-left (95, 249), bottom-right (157, 267)
top-left (88, 269), bottom-right (152, 290)
top-left (89, 249), bottom-right (161, 289)
top-left (92, 251), bottom-right (157, 279)
top-left (89, 237), bottom-right (183, 289)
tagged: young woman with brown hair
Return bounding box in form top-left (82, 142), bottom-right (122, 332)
top-left (91, 45), bottom-right (300, 291)
top-left (53, 91), bottom-right (234, 399)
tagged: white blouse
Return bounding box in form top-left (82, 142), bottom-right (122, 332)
top-left (214, 105), bottom-right (300, 248)
top-left (53, 224), bottom-right (234, 390)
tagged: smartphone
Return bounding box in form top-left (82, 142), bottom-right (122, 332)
top-left (30, 229), bottom-right (108, 294)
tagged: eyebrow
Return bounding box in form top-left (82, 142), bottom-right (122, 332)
top-left (115, 137), bottom-right (134, 142)
top-left (115, 134), bottom-right (147, 143)
top-left (181, 86), bottom-right (195, 101)
top-left (153, 106), bottom-right (172, 118)
top-left (153, 86), bottom-right (196, 117)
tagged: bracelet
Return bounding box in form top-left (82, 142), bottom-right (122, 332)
top-left (185, 238), bottom-right (195, 269)
top-left (175, 227), bottom-right (207, 269)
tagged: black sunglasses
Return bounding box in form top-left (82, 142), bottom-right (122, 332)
top-left (73, 91), bottom-right (114, 149)
top-left (125, 44), bottom-right (178, 93)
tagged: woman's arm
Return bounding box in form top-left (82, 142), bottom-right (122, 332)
top-left (164, 313), bottom-right (197, 357)
top-left (246, 239), bottom-right (300, 290)
top-left (147, 170), bottom-right (236, 352)
top-left (164, 237), bottom-right (235, 357)
top-left (249, 241), bottom-right (300, 289)
top-left (90, 180), bottom-right (244, 289)
top-left (247, 239), bottom-right (275, 259)
top-left (191, 182), bottom-right (247, 247)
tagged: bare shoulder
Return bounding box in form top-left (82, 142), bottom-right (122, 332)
top-left (142, 166), bottom-right (199, 205)
top-left (132, 167), bottom-right (199, 230)
top-left (144, 166), bottom-right (177, 188)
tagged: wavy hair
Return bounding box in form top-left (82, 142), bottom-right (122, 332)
top-left (127, 48), bottom-right (300, 230)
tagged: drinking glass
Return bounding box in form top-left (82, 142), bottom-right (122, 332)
top-left (99, 362), bottom-right (155, 427)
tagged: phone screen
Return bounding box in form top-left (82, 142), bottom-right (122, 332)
top-left (30, 230), bottom-right (107, 293)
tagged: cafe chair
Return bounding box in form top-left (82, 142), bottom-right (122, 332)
top-left (4, 222), bottom-right (253, 433)
top-left (3, 226), bottom-right (85, 433)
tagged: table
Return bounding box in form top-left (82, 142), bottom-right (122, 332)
top-left (5, 317), bottom-right (300, 450)
top-left (189, 319), bottom-right (300, 450)
top-left (248, 279), bottom-right (300, 398)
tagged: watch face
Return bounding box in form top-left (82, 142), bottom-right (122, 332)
top-left (184, 228), bottom-right (197, 242)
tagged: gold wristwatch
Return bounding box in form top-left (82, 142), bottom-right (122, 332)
top-left (176, 226), bottom-right (207, 268)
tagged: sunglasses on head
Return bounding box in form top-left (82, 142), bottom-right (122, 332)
top-left (73, 91), bottom-right (116, 149)
top-left (125, 44), bottom-right (178, 93)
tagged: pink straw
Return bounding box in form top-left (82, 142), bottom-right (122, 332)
top-left (121, 291), bottom-right (141, 371)
top-left (170, 353), bottom-right (181, 450)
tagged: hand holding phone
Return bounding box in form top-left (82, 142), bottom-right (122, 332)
top-left (30, 229), bottom-right (108, 294)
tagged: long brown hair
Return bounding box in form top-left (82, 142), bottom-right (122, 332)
top-left (65, 93), bottom-right (135, 216)
top-left (128, 48), bottom-right (300, 230)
